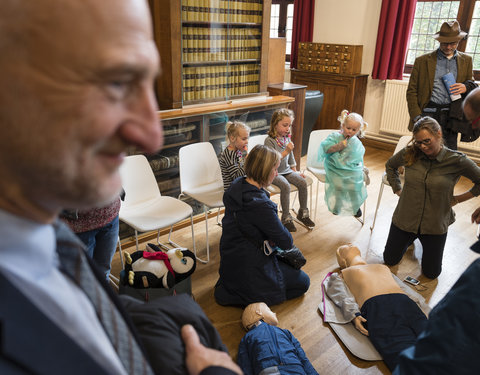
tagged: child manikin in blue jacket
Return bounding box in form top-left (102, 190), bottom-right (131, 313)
top-left (237, 302), bottom-right (318, 375)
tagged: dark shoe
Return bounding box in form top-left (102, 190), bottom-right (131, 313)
top-left (283, 220), bottom-right (297, 232)
top-left (297, 214), bottom-right (315, 227)
top-left (354, 208), bottom-right (362, 218)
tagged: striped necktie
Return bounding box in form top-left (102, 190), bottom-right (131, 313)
top-left (56, 237), bottom-right (153, 375)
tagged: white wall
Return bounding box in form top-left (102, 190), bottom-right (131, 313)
top-left (309, 0), bottom-right (386, 135)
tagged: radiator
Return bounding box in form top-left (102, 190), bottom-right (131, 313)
top-left (379, 80), bottom-right (410, 136)
top-left (379, 79), bottom-right (480, 157)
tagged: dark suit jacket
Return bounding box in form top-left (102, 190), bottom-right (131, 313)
top-left (0, 222), bottom-right (235, 375)
top-left (0, 271), bottom-right (117, 374)
top-left (406, 50), bottom-right (474, 131)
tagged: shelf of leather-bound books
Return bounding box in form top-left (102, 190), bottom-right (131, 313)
top-left (148, 0), bottom-right (271, 109)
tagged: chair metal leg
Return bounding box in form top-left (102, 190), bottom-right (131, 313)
top-left (117, 236), bottom-right (125, 270)
top-left (370, 182), bottom-right (385, 231)
top-left (314, 180), bottom-right (320, 220)
top-left (354, 199), bottom-right (366, 226)
top-left (109, 236), bottom-right (124, 290)
top-left (134, 229), bottom-right (139, 252)
top-left (194, 205), bottom-right (210, 264)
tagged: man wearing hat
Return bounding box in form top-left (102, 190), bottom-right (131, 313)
top-left (406, 20), bottom-right (478, 150)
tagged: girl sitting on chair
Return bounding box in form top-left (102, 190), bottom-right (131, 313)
top-left (264, 108), bottom-right (314, 232)
top-left (317, 109), bottom-right (367, 217)
top-left (218, 120), bottom-right (250, 191)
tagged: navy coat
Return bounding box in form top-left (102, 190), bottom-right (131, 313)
top-left (394, 254), bottom-right (480, 374)
top-left (237, 323), bottom-right (318, 375)
top-left (214, 177), bottom-right (293, 306)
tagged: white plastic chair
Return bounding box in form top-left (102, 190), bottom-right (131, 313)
top-left (306, 129), bottom-right (337, 219)
top-left (370, 135), bottom-right (411, 231)
top-left (118, 155), bottom-right (195, 254)
top-left (248, 134), bottom-right (314, 223)
top-left (179, 142), bottom-right (224, 264)
top-left (306, 129), bottom-right (370, 224)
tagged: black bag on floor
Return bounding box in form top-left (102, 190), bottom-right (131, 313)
top-left (275, 246), bottom-right (307, 270)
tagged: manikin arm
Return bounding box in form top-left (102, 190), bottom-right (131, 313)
top-left (325, 273), bottom-right (368, 336)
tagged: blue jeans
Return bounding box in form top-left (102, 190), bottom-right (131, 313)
top-left (76, 215), bottom-right (119, 280)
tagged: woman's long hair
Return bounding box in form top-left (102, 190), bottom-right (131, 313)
top-left (404, 116), bottom-right (443, 166)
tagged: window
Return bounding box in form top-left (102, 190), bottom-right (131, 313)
top-left (405, 0), bottom-right (480, 79)
top-left (270, 0), bottom-right (294, 62)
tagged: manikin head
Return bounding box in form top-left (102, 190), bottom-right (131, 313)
top-left (242, 302), bottom-right (279, 331)
top-left (336, 244), bottom-right (367, 269)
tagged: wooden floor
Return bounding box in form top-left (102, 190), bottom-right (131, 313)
top-left (111, 144), bottom-right (480, 375)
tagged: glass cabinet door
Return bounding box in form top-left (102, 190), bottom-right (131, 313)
top-left (181, 0), bottom-right (264, 105)
top-left (205, 103), bottom-right (285, 155)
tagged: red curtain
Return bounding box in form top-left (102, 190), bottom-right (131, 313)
top-left (291, 0), bottom-right (315, 69)
top-left (371, 0), bottom-right (417, 80)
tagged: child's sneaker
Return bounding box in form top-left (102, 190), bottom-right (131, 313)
top-left (283, 219), bottom-right (297, 232)
top-left (297, 208), bottom-right (315, 228)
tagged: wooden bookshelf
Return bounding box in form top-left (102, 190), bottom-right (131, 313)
top-left (148, 0), bottom-right (271, 109)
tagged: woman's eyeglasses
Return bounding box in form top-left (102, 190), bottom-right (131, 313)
top-left (414, 138), bottom-right (431, 147)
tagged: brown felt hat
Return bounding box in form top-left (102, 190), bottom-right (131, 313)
top-left (433, 20), bottom-right (467, 43)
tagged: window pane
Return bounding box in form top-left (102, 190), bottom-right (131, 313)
top-left (466, 1), bottom-right (480, 70)
top-left (270, 4), bottom-right (280, 38)
top-left (406, 1), bottom-right (460, 70)
top-left (286, 4), bottom-right (294, 55)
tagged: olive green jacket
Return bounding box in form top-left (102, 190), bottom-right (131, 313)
top-left (406, 50), bottom-right (474, 131)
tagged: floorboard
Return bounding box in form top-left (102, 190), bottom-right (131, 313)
top-left (111, 144), bottom-right (480, 375)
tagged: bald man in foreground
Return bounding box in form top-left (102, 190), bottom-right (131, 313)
top-left (0, 1), bottom-right (241, 374)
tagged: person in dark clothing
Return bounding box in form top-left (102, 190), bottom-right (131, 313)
top-left (214, 145), bottom-right (310, 307)
top-left (393, 241), bottom-right (480, 375)
top-left (0, 1), bottom-right (241, 373)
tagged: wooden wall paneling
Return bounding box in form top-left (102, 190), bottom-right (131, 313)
top-left (149, 0), bottom-right (182, 109)
top-left (291, 70), bottom-right (368, 130)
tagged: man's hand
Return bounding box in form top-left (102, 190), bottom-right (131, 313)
top-left (450, 83), bottom-right (467, 95)
top-left (181, 325), bottom-right (243, 375)
top-left (353, 315), bottom-right (369, 336)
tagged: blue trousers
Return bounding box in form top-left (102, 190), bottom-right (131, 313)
top-left (361, 294), bottom-right (428, 372)
top-left (76, 215), bottom-right (119, 279)
top-left (277, 260), bottom-right (310, 300)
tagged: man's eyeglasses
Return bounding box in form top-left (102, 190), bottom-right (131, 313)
top-left (414, 138), bottom-right (432, 147)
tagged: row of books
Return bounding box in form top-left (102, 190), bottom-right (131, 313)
top-left (182, 64), bottom-right (260, 101)
top-left (181, 0), bottom-right (263, 23)
top-left (182, 26), bottom-right (261, 62)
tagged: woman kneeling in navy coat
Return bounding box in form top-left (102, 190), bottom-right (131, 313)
top-left (214, 144), bottom-right (310, 307)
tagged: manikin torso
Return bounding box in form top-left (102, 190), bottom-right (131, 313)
top-left (341, 263), bottom-right (404, 308)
